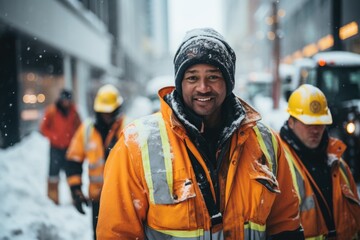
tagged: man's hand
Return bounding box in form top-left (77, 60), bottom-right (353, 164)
top-left (70, 185), bottom-right (89, 214)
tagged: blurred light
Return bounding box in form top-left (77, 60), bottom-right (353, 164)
top-left (302, 43), bottom-right (318, 57)
top-left (340, 21), bottom-right (358, 40)
top-left (317, 35), bottom-right (334, 51)
top-left (21, 109), bottom-right (39, 121)
top-left (23, 94), bottom-right (38, 104)
top-left (266, 16), bottom-right (274, 25)
top-left (37, 94), bottom-right (46, 103)
top-left (346, 122), bottom-right (356, 134)
top-left (23, 94), bottom-right (30, 103)
top-left (292, 50), bottom-right (303, 60)
top-left (278, 9), bottom-right (286, 18)
top-left (26, 72), bottom-right (36, 81)
top-left (267, 31), bottom-right (276, 40)
top-left (318, 59), bottom-right (326, 67)
top-left (283, 55), bottom-right (293, 64)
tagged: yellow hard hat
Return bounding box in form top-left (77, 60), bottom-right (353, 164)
top-left (93, 84), bottom-right (123, 113)
top-left (287, 84), bottom-right (332, 125)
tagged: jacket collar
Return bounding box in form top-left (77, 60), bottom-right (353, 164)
top-left (280, 121), bottom-right (347, 165)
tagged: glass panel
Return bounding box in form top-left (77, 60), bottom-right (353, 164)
top-left (318, 67), bottom-right (360, 105)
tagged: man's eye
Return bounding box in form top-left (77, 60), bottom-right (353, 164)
top-left (208, 75), bottom-right (221, 80)
top-left (185, 76), bottom-right (198, 81)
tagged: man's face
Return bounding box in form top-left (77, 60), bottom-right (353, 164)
top-left (181, 64), bottom-right (226, 121)
top-left (100, 112), bottom-right (115, 125)
top-left (60, 99), bottom-right (71, 108)
top-left (288, 117), bottom-right (326, 149)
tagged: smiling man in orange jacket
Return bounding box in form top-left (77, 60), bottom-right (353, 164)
top-left (97, 28), bottom-right (304, 240)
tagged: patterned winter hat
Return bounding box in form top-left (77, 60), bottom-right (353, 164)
top-left (173, 28), bottom-right (236, 96)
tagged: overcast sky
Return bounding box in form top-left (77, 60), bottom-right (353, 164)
top-left (168, 0), bottom-right (223, 53)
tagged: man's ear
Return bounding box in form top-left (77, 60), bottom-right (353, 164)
top-left (288, 117), bottom-right (295, 130)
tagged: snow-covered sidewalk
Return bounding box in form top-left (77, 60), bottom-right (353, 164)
top-left (0, 132), bottom-right (92, 240)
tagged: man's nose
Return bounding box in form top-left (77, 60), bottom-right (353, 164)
top-left (309, 125), bottom-right (323, 133)
top-left (197, 79), bottom-right (210, 92)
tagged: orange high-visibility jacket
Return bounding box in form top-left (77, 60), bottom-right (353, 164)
top-left (66, 116), bottom-right (126, 201)
top-left (282, 137), bottom-right (360, 239)
top-left (40, 103), bottom-right (81, 149)
top-left (97, 87), bottom-right (301, 239)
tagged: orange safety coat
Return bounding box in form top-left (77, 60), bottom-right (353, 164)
top-left (40, 103), bottom-right (81, 149)
top-left (97, 87), bottom-right (301, 239)
top-left (282, 137), bottom-right (360, 240)
top-left (66, 116), bottom-right (126, 201)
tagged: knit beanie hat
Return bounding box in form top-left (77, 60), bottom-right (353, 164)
top-left (174, 28), bottom-right (236, 96)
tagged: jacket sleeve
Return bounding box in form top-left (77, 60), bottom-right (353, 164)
top-left (341, 159), bottom-right (360, 227)
top-left (97, 130), bottom-right (148, 240)
top-left (66, 124), bottom-right (86, 187)
top-left (266, 132), bottom-right (304, 238)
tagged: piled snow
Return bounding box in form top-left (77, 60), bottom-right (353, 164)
top-left (252, 95), bottom-right (288, 132)
top-left (0, 132), bottom-right (92, 240)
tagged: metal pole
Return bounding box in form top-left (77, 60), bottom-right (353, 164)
top-left (272, 0), bottom-right (281, 109)
top-left (332, 0), bottom-right (343, 51)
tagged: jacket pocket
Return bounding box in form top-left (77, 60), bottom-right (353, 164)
top-left (148, 178), bottom-right (198, 229)
top-left (172, 178), bottom-right (196, 203)
top-left (341, 184), bottom-right (360, 205)
top-left (249, 160), bottom-right (280, 194)
top-left (248, 161), bottom-right (280, 222)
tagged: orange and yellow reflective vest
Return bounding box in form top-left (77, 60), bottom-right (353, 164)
top-left (96, 87), bottom-right (301, 239)
top-left (282, 137), bottom-right (360, 240)
top-left (66, 116), bottom-right (126, 201)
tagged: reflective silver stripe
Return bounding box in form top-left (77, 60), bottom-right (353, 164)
top-left (88, 158), bottom-right (105, 169)
top-left (48, 176), bottom-right (59, 183)
top-left (283, 147), bottom-right (303, 203)
top-left (83, 118), bottom-right (94, 150)
top-left (89, 175), bottom-right (103, 183)
top-left (253, 123), bottom-right (277, 175)
top-left (244, 221), bottom-right (266, 240)
top-left (145, 225), bottom-right (224, 239)
top-left (339, 160), bottom-right (350, 187)
top-left (283, 146), bottom-right (315, 211)
top-left (134, 113), bottom-right (174, 204)
top-left (301, 195), bottom-right (315, 212)
top-left (293, 164), bottom-right (307, 208)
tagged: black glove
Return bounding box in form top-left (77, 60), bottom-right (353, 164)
top-left (70, 185), bottom-right (89, 214)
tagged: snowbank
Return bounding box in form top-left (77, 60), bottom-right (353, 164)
top-left (0, 132), bottom-right (92, 240)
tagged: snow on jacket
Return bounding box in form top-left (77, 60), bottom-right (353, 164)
top-left (40, 103), bottom-right (81, 149)
top-left (66, 116), bottom-right (126, 201)
top-left (96, 87), bottom-right (301, 239)
top-left (281, 137), bottom-right (360, 239)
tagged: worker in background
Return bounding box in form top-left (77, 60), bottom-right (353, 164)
top-left (66, 84), bottom-right (126, 240)
top-left (40, 89), bottom-right (81, 205)
top-left (280, 84), bottom-right (360, 239)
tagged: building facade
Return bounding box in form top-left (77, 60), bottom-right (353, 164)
top-left (0, 0), bottom-right (170, 148)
